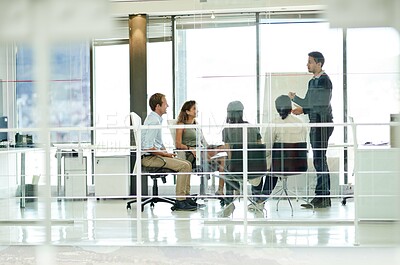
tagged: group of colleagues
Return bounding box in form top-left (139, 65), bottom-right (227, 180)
top-left (141, 51), bottom-right (334, 214)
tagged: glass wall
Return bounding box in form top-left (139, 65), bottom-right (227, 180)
top-left (347, 27), bottom-right (400, 144)
top-left (1, 10), bottom-right (399, 248)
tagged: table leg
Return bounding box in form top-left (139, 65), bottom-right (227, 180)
top-left (20, 152), bottom-right (26, 208)
top-left (56, 150), bottom-right (62, 198)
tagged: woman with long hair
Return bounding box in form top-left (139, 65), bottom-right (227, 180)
top-left (175, 100), bottom-right (225, 195)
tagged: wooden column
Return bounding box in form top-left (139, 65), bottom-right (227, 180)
top-left (129, 14), bottom-right (148, 121)
top-left (129, 14), bottom-right (148, 196)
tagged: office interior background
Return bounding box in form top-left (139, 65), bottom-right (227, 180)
top-left (0, 0), bottom-right (399, 264)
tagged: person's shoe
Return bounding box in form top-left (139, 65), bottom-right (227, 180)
top-left (186, 198), bottom-right (206, 208)
top-left (218, 202), bottom-right (235, 217)
top-left (248, 201), bottom-right (265, 212)
top-left (174, 200), bottom-right (197, 211)
top-left (300, 202), bottom-right (313, 209)
top-left (301, 197), bottom-right (319, 208)
top-left (301, 197), bottom-right (331, 209)
top-left (314, 197), bottom-right (331, 208)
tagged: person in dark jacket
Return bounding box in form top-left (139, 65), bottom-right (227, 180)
top-left (219, 101), bottom-right (262, 217)
top-left (288, 51), bottom-right (334, 208)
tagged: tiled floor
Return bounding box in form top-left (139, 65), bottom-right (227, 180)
top-left (1, 195), bottom-right (399, 247)
top-left (0, 245), bottom-right (399, 265)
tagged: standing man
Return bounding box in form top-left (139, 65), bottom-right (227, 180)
top-left (288, 51), bottom-right (334, 208)
top-left (141, 93), bottom-right (196, 211)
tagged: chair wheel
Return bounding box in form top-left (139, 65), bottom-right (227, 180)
top-left (150, 202), bottom-right (155, 208)
top-left (219, 199), bottom-right (225, 207)
top-left (127, 204), bottom-right (131, 210)
top-left (171, 206), bottom-right (176, 211)
top-left (341, 199), bottom-right (346, 206)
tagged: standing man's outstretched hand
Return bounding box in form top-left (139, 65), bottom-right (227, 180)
top-left (292, 107), bottom-right (303, 115)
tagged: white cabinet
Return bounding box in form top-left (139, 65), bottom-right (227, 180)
top-left (94, 156), bottom-right (130, 196)
top-left (64, 157), bottom-right (87, 197)
top-left (356, 148), bottom-right (400, 220)
top-left (0, 152), bottom-right (17, 198)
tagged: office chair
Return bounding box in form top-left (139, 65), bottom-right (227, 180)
top-left (222, 143), bottom-right (268, 214)
top-left (126, 112), bottom-right (177, 211)
top-left (341, 116), bottom-right (357, 206)
top-left (271, 142), bottom-right (309, 216)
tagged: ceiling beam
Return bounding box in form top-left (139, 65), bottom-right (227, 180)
top-left (110, 0), bottom-right (325, 17)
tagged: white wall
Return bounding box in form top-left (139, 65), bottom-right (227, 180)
top-left (0, 42), bottom-right (16, 128)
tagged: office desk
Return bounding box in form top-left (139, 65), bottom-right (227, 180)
top-left (0, 147), bottom-right (45, 208)
top-left (54, 145), bottom-right (131, 197)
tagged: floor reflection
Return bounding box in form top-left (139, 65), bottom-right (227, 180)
top-left (0, 197), bottom-right (398, 247)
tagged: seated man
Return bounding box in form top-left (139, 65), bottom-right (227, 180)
top-left (250, 95), bottom-right (308, 210)
top-left (141, 93), bottom-right (197, 211)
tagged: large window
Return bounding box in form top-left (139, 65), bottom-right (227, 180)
top-left (147, 40), bottom-right (174, 148)
top-left (176, 23), bottom-right (257, 144)
top-left (93, 44), bottom-right (130, 156)
top-left (16, 43), bottom-right (91, 143)
top-left (92, 40), bottom-right (173, 155)
top-left (347, 27), bottom-right (400, 144)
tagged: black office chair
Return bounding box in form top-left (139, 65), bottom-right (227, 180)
top-left (222, 143), bottom-right (268, 211)
top-left (341, 116), bottom-right (356, 206)
top-left (271, 142), bottom-right (309, 216)
top-left (126, 112), bottom-right (177, 212)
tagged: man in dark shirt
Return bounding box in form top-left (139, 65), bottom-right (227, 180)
top-left (288, 51), bottom-right (334, 208)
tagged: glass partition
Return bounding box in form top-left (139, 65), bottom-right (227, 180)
top-left (175, 16), bottom-right (257, 145)
top-left (0, 10), bottom-right (399, 250)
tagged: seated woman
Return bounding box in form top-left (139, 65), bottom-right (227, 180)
top-left (221, 100), bottom-right (263, 216)
top-left (175, 100), bottom-right (225, 195)
top-left (249, 95), bottom-right (308, 211)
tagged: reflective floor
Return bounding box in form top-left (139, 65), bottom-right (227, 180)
top-left (1, 195), bottom-right (399, 247)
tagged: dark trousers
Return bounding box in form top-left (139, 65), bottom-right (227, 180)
top-left (310, 125), bottom-right (334, 196)
top-left (251, 175), bottom-right (278, 202)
